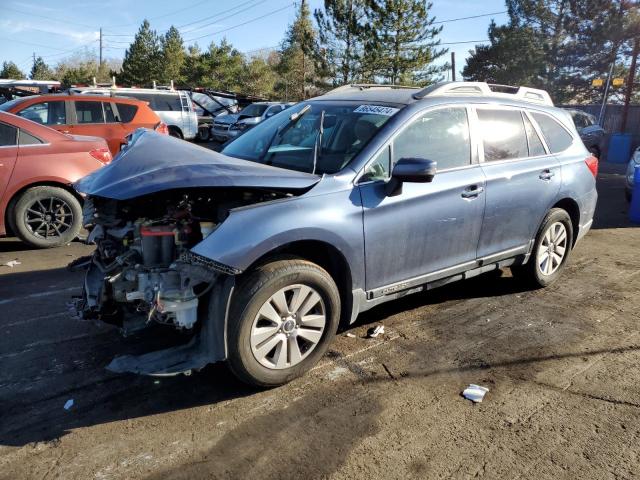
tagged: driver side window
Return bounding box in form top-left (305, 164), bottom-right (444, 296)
top-left (392, 107), bottom-right (471, 171)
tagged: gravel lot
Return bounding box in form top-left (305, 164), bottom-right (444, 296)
top-left (0, 162), bottom-right (638, 480)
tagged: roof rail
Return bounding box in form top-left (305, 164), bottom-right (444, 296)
top-left (325, 83), bottom-right (419, 95)
top-left (413, 81), bottom-right (553, 106)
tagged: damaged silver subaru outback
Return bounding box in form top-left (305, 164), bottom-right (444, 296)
top-left (73, 83), bottom-right (597, 386)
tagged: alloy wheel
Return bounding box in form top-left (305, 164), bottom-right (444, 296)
top-left (24, 197), bottom-right (74, 240)
top-left (537, 221), bottom-right (568, 276)
top-left (250, 284), bottom-right (326, 370)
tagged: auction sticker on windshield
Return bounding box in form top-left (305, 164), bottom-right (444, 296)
top-left (354, 105), bottom-right (399, 116)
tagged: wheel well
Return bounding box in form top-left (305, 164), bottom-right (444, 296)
top-left (168, 126), bottom-right (183, 137)
top-left (247, 240), bottom-right (354, 326)
top-left (4, 182), bottom-right (83, 236)
top-left (552, 198), bottom-right (580, 245)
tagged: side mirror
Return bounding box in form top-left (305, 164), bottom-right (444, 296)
top-left (392, 157), bottom-right (436, 182)
top-left (386, 157), bottom-right (436, 196)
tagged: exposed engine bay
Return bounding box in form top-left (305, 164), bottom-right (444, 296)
top-left (75, 188), bottom-right (290, 334)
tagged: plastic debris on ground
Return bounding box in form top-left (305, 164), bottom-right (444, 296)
top-left (462, 384), bottom-right (489, 403)
top-left (345, 333), bottom-right (356, 338)
top-left (3, 260), bottom-right (21, 268)
top-left (367, 325), bottom-right (385, 338)
top-left (64, 399), bottom-right (74, 410)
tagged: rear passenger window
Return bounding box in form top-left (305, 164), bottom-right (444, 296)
top-left (531, 112), bottom-right (573, 153)
top-left (104, 103), bottom-right (117, 123)
top-left (75, 101), bottom-right (105, 124)
top-left (153, 95), bottom-right (182, 112)
top-left (523, 114), bottom-right (546, 156)
top-left (392, 107), bottom-right (471, 171)
top-left (17, 101), bottom-right (66, 125)
top-left (18, 130), bottom-right (43, 145)
top-left (477, 109), bottom-right (528, 161)
top-left (0, 122), bottom-right (17, 146)
top-left (116, 104), bottom-right (138, 123)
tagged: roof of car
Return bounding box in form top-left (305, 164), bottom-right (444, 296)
top-left (8, 93), bottom-right (148, 105)
top-left (314, 87), bottom-right (419, 105)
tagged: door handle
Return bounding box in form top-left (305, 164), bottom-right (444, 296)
top-left (461, 185), bottom-right (484, 198)
top-left (539, 169), bottom-right (555, 181)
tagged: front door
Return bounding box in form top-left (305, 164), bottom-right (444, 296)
top-left (359, 106), bottom-right (486, 292)
top-left (474, 106), bottom-right (561, 258)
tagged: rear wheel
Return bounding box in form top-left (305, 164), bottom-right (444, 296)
top-left (511, 208), bottom-right (573, 287)
top-left (197, 125), bottom-right (211, 142)
top-left (227, 259), bottom-right (340, 387)
top-left (12, 186), bottom-right (82, 248)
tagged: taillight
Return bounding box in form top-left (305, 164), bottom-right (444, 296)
top-left (585, 155), bottom-right (598, 178)
top-left (89, 147), bottom-right (112, 164)
top-left (155, 122), bottom-right (169, 135)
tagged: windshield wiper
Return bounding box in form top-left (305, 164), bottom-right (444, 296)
top-left (312, 110), bottom-right (325, 175)
top-left (260, 104), bottom-right (312, 163)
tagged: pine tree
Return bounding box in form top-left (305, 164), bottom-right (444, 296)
top-left (203, 39), bottom-right (244, 91)
top-left (0, 61), bottom-right (26, 79)
top-left (242, 55), bottom-right (277, 98)
top-left (277, 0), bottom-right (322, 100)
top-left (314, 0), bottom-right (367, 85)
top-left (463, 20), bottom-right (545, 87)
top-left (161, 26), bottom-right (185, 85)
top-left (362, 0), bottom-right (446, 85)
top-left (181, 44), bottom-right (206, 87)
top-left (119, 20), bottom-right (162, 86)
top-left (30, 56), bottom-right (53, 80)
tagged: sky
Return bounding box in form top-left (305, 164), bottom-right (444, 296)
top-left (0, 0), bottom-right (509, 78)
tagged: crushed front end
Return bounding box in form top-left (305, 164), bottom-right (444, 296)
top-left (72, 188), bottom-right (281, 376)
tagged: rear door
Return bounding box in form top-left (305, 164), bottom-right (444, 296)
top-left (0, 121), bottom-right (18, 199)
top-left (359, 105), bottom-right (486, 292)
top-left (475, 106), bottom-right (561, 259)
top-left (70, 100), bottom-right (123, 154)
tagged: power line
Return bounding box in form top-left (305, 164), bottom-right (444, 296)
top-left (181, 0), bottom-right (269, 34)
top-left (3, 6), bottom-right (97, 29)
top-left (175, 0), bottom-right (260, 31)
top-left (0, 36), bottom-right (71, 52)
top-left (440, 40), bottom-right (490, 45)
top-left (433, 11), bottom-right (508, 25)
top-left (185, 3), bottom-right (294, 42)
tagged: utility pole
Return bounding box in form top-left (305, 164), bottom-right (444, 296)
top-left (621, 38), bottom-right (639, 133)
top-left (451, 52), bottom-right (456, 81)
top-left (99, 27), bottom-right (103, 68)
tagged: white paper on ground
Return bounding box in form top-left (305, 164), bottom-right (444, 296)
top-left (462, 384), bottom-right (489, 403)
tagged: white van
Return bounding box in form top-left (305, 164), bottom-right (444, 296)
top-left (72, 87), bottom-right (198, 140)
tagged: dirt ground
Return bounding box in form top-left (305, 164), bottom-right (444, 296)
top-left (0, 163), bottom-right (638, 480)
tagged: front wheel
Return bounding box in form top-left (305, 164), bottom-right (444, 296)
top-left (227, 259), bottom-right (341, 387)
top-left (12, 186), bottom-right (82, 248)
top-left (511, 208), bottom-right (573, 288)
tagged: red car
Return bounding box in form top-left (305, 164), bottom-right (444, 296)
top-left (0, 94), bottom-right (167, 155)
top-left (0, 111), bottom-right (111, 248)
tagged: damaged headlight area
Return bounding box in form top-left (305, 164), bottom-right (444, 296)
top-left (74, 188), bottom-right (282, 334)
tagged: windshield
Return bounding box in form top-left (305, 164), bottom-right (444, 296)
top-left (240, 103), bottom-right (269, 117)
top-left (222, 101), bottom-right (400, 174)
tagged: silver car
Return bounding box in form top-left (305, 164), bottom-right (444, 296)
top-left (73, 87), bottom-right (198, 140)
top-left (213, 102), bottom-right (288, 142)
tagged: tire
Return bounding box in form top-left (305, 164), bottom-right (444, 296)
top-left (168, 127), bottom-right (183, 139)
top-left (196, 126), bottom-right (211, 142)
top-left (511, 208), bottom-right (573, 288)
top-left (12, 186), bottom-right (82, 248)
top-left (227, 259), bottom-right (341, 387)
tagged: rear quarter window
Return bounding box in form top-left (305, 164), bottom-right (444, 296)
top-left (531, 112), bottom-right (574, 153)
top-left (116, 103), bottom-right (139, 123)
top-left (18, 130), bottom-right (43, 145)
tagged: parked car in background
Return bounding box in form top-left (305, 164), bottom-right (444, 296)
top-left (74, 82), bottom-right (597, 387)
top-left (211, 102), bottom-right (288, 142)
top-left (566, 109), bottom-right (605, 158)
top-left (72, 87), bottom-right (197, 140)
top-left (0, 111), bottom-right (111, 248)
top-left (0, 94), bottom-right (167, 155)
top-left (190, 90), bottom-right (239, 142)
top-left (227, 102), bottom-right (289, 139)
top-left (625, 146), bottom-right (639, 202)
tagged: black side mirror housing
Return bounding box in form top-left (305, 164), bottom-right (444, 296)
top-left (386, 157), bottom-right (436, 196)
